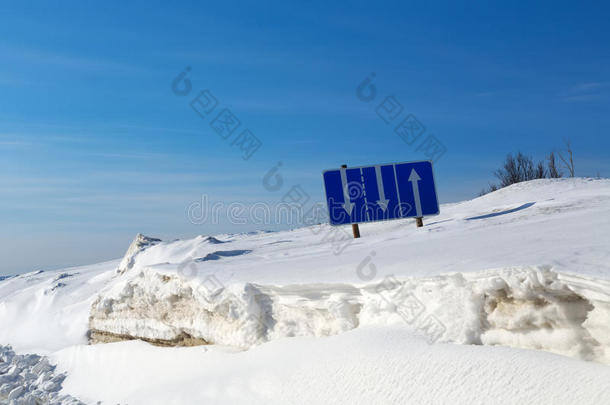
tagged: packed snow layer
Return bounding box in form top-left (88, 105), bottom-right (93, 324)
top-left (89, 265), bottom-right (610, 363)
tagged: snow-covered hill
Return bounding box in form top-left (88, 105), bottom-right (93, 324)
top-left (1, 178), bottom-right (610, 404)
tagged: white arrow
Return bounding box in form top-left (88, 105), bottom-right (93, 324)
top-left (340, 167), bottom-right (354, 216)
top-left (374, 166), bottom-right (389, 211)
top-left (408, 168), bottom-right (423, 217)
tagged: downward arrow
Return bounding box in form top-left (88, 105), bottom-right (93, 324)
top-left (374, 166), bottom-right (389, 211)
top-left (340, 167), bottom-right (354, 216)
top-left (408, 168), bottom-right (423, 217)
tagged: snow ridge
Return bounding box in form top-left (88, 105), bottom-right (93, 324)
top-left (117, 234), bottom-right (162, 274)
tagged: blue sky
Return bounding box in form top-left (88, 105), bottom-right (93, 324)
top-left (1, 1), bottom-right (609, 274)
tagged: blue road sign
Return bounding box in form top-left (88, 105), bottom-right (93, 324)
top-left (322, 160), bottom-right (439, 226)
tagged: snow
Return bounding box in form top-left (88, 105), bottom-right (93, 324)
top-left (87, 264), bottom-right (610, 363)
top-left (0, 345), bottom-right (83, 404)
top-left (52, 328), bottom-right (610, 405)
top-left (117, 234), bottom-right (161, 274)
top-left (0, 261), bottom-right (118, 354)
top-left (1, 178), bottom-right (610, 403)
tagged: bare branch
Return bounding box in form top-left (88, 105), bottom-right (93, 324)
top-left (557, 139), bottom-right (575, 177)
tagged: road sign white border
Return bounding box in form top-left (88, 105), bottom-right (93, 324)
top-left (321, 159), bottom-right (440, 226)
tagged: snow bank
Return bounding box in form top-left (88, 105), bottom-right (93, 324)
top-left (89, 265), bottom-right (610, 363)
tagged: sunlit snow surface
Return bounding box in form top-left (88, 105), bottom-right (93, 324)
top-left (1, 178), bottom-right (610, 404)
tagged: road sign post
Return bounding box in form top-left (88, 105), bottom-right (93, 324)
top-left (351, 223), bottom-right (361, 238)
top-left (323, 160), bottom-right (439, 231)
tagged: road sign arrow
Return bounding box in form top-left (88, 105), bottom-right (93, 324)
top-left (408, 168), bottom-right (423, 217)
top-left (340, 167), bottom-right (354, 216)
top-left (374, 166), bottom-right (389, 211)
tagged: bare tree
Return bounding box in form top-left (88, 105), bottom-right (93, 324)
top-left (516, 152), bottom-right (536, 181)
top-left (494, 152), bottom-right (547, 188)
top-left (535, 161), bottom-right (546, 179)
top-left (481, 145), bottom-right (572, 197)
top-left (494, 153), bottom-right (519, 187)
top-left (557, 139), bottom-right (575, 177)
top-left (547, 152), bottom-right (562, 178)
top-left (492, 152), bottom-right (549, 190)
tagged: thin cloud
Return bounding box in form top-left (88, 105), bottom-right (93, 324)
top-left (0, 140), bottom-right (32, 148)
top-left (0, 43), bottom-right (149, 75)
top-left (562, 81), bottom-right (609, 102)
top-left (86, 151), bottom-right (170, 160)
top-left (562, 94), bottom-right (600, 102)
top-left (571, 82), bottom-right (607, 92)
top-left (0, 132), bottom-right (102, 146)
